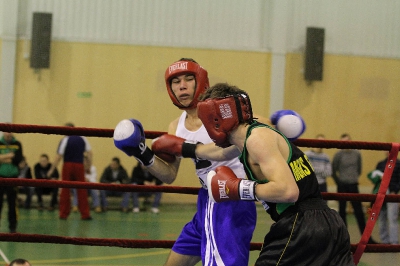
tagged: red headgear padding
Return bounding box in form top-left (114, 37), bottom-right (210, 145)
top-left (197, 94), bottom-right (253, 147)
top-left (165, 60), bottom-right (209, 110)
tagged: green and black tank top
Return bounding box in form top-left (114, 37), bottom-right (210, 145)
top-left (239, 121), bottom-right (321, 221)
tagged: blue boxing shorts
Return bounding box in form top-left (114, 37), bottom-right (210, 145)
top-left (172, 188), bottom-right (257, 266)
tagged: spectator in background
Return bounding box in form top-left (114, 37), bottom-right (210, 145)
top-left (131, 162), bottom-right (163, 214)
top-left (9, 258), bottom-right (31, 266)
top-left (18, 156), bottom-right (33, 209)
top-left (332, 133), bottom-right (378, 244)
top-left (47, 122), bottom-right (92, 220)
top-left (367, 152), bottom-right (400, 244)
top-left (34, 154), bottom-right (59, 211)
top-left (100, 157), bottom-right (130, 212)
top-left (0, 131), bottom-right (23, 233)
top-left (304, 134), bottom-right (332, 193)
top-left (72, 154), bottom-right (101, 213)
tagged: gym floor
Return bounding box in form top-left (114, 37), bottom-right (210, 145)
top-left (0, 197), bottom-right (399, 266)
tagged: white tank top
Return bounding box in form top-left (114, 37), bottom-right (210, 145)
top-left (176, 111), bottom-right (246, 188)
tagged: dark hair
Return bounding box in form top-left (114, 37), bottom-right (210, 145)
top-left (198, 83), bottom-right (254, 126)
top-left (112, 157), bottom-right (120, 165)
top-left (65, 122), bottom-right (75, 127)
top-left (199, 82), bottom-right (248, 101)
top-left (340, 133), bottom-right (351, 139)
top-left (9, 258), bottom-right (31, 266)
top-left (178, 58), bottom-right (198, 63)
top-left (40, 153), bottom-right (49, 160)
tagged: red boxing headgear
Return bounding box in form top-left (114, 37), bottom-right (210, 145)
top-left (197, 94), bottom-right (253, 148)
top-left (165, 60), bottom-right (209, 110)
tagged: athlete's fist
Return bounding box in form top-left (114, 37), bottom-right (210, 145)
top-left (113, 119), bottom-right (155, 166)
top-left (207, 166), bottom-right (258, 203)
top-left (151, 137), bottom-right (176, 163)
top-left (152, 134), bottom-right (199, 163)
top-left (270, 110), bottom-right (306, 141)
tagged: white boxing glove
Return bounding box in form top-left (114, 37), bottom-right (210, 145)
top-left (270, 110), bottom-right (306, 141)
top-left (114, 119), bottom-right (155, 166)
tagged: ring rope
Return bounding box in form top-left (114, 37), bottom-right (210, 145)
top-left (0, 123), bottom-right (394, 150)
top-left (0, 233), bottom-right (399, 253)
top-left (0, 123), bottom-right (162, 139)
top-left (1, 178), bottom-right (400, 202)
top-left (1, 122), bottom-right (400, 262)
top-left (0, 178), bottom-right (199, 194)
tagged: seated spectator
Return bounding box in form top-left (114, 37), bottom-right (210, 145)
top-left (72, 155), bottom-right (101, 213)
top-left (131, 162), bottom-right (163, 213)
top-left (100, 157), bottom-right (130, 212)
top-left (18, 156), bottom-right (33, 209)
top-left (34, 154), bottom-right (59, 211)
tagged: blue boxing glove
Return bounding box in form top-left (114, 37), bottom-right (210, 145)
top-left (113, 119), bottom-right (155, 166)
top-left (270, 110), bottom-right (306, 141)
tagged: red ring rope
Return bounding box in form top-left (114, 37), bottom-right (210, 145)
top-left (1, 178), bottom-right (400, 203)
top-left (0, 233), bottom-right (399, 253)
top-left (0, 178), bottom-right (199, 194)
top-left (0, 123), bottom-right (394, 150)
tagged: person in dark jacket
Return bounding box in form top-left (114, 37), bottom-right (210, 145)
top-left (34, 154), bottom-right (59, 211)
top-left (131, 162), bottom-right (163, 213)
top-left (332, 133), bottom-right (378, 244)
top-left (18, 156), bottom-right (33, 209)
top-left (100, 157), bottom-right (130, 212)
top-left (0, 131), bottom-right (23, 233)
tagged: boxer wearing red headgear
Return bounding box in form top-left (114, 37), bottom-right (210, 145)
top-left (115, 59), bottom-right (257, 266)
top-left (165, 58), bottom-right (209, 110)
top-left (197, 93), bottom-right (253, 148)
top-left (195, 83), bottom-right (354, 266)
